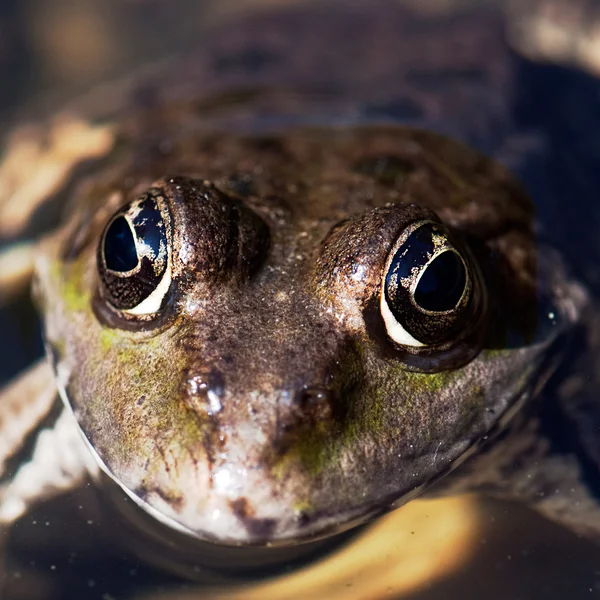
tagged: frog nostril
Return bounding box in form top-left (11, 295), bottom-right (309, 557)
top-left (182, 368), bottom-right (225, 416)
top-left (275, 386), bottom-right (340, 448)
top-left (294, 386), bottom-right (336, 423)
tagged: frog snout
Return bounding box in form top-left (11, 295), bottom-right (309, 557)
top-left (178, 295), bottom-right (350, 429)
top-left (180, 364), bottom-right (343, 432)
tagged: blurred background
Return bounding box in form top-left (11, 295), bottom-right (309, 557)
top-left (1, 0), bottom-right (600, 120)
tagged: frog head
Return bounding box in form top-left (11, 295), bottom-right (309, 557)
top-left (36, 127), bottom-right (580, 545)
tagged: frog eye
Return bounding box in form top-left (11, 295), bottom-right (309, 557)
top-left (97, 191), bottom-right (172, 314)
top-left (380, 221), bottom-right (474, 347)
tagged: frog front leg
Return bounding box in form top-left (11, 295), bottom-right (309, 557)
top-left (436, 393), bottom-right (600, 543)
top-left (0, 360), bottom-right (91, 525)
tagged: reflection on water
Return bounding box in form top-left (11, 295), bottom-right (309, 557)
top-left (2, 0), bottom-right (600, 599)
top-left (5, 492), bottom-right (600, 599)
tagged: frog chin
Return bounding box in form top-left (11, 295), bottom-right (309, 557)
top-left (77, 431), bottom-right (378, 546)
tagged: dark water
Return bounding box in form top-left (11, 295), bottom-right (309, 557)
top-left (2, 1), bottom-right (600, 599)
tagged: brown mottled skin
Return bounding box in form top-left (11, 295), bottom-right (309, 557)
top-left (16, 0), bottom-right (600, 573)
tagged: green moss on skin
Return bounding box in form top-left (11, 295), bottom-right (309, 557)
top-left (56, 259), bottom-right (91, 314)
top-left (480, 348), bottom-right (512, 360)
top-left (99, 327), bottom-right (122, 354)
top-left (399, 369), bottom-right (458, 393)
top-left (269, 342), bottom-right (467, 480)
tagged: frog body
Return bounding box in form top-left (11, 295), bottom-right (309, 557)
top-left (1, 0), bottom-right (599, 586)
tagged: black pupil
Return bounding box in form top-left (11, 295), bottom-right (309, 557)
top-left (414, 250), bottom-right (466, 312)
top-left (104, 216), bottom-right (138, 272)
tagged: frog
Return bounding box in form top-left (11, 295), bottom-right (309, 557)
top-left (1, 0), bottom-right (600, 594)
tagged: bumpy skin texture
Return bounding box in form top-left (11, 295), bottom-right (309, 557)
top-left (27, 2), bottom-right (584, 546)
